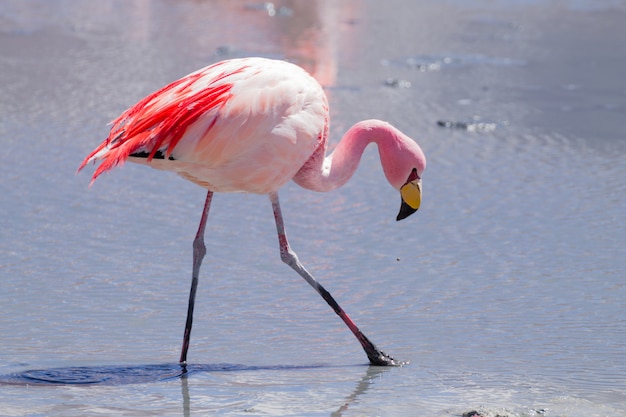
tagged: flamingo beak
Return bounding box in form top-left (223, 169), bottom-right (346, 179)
top-left (397, 178), bottom-right (421, 221)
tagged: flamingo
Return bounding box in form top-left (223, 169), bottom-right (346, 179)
top-left (78, 57), bottom-right (426, 366)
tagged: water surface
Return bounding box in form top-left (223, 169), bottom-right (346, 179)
top-left (1, 0), bottom-right (625, 416)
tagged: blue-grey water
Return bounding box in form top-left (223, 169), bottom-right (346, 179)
top-left (1, 1), bottom-right (625, 416)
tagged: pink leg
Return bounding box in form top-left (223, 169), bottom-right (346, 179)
top-left (269, 193), bottom-right (397, 366)
top-left (180, 190), bottom-right (213, 365)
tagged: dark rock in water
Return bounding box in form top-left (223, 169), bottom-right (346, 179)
top-left (437, 120), bottom-right (498, 133)
top-left (462, 410), bottom-right (517, 417)
top-left (384, 78), bottom-right (412, 88)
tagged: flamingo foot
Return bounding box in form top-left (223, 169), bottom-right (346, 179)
top-left (368, 351), bottom-right (397, 367)
top-left (356, 330), bottom-right (400, 366)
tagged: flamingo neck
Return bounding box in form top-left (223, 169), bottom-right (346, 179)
top-left (293, 119), bottom-right (406, 193)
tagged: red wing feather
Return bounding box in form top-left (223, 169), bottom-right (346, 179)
top-left (78, 62), bottom-right (248, 182)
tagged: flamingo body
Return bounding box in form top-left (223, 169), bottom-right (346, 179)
top-left (79, 57), bottom-right (426, 366)
top-left (80, 58), bottom-right (329, 193)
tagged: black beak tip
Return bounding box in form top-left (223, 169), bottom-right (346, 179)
top-left (396, 200), bottom-right (418, 221)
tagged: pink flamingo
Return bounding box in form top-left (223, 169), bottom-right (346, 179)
top-left (78, 57), bottom-right (426, 366)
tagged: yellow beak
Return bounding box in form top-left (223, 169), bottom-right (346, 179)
top-left (397, 178), bottom-right (422, 221)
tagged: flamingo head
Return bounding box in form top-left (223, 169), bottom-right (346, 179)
top-left (373, 122), bottom-right (425, 221)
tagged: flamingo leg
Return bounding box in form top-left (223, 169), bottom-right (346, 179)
top-left (180, 190), bottom-right (213, 365)
top-left (269, 193), bottom-right (397, 366)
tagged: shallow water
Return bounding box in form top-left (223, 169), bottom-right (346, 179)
top-left (1, 0), bottom-right (625, 416)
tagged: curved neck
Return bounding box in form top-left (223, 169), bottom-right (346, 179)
top-left (293, 120), bottom-right (402, 192)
